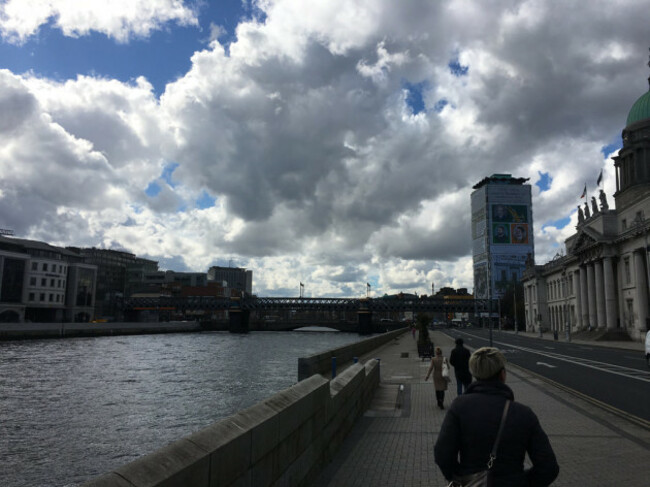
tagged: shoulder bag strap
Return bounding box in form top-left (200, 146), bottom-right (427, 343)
top-left (487, 400), bottom-right (511, 469)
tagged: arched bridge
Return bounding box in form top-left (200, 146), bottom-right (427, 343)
top-left (122, 295), bottom-right (497, 334)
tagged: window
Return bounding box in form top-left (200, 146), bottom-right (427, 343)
top-left (50, 279), bottom-right (55, 287)
top-left (56, 295), bottom-right (60, 302)
top-left (41, 278), bottom-right (46, 286)
top-left (31, 262), bottom-right (38, 271)
top-left (49, 293), bottom-right (54, 302)
top-left (42, 263), bottom-right (48, 271)
top-left (624, 257), bottom-right (631, 284)
top-left (40, 293), bottom-right (45, 301)
top-left (58, 279), bottom-right (61, 288)
top-left (59, 265), bottom-right (63, 273)
top-left (30, 277), bottom-right (36, 285)
top-left (29, 293), bottom-right (34, 301)
top-left (622, 219), bottom-right (627, 231)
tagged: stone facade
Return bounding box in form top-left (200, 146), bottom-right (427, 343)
top-left (522, 81), bottom-right (650, 341)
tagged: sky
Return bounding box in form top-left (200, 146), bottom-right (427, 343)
top-left (0, 0), bottom-right (648, 298)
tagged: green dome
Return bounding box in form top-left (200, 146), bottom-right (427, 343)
top-left (626, 88), bottom-right (650, 126)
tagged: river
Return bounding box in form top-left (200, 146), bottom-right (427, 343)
top-left (0, 330), bottom-right (365, 487)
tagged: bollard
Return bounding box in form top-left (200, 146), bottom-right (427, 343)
top-left (332, 356), bottom-right (337, 378)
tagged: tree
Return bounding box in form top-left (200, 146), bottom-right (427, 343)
top-left (500, 280), bottom-right (524, 330)
top-left (416, 313), bottom-right (431, 345)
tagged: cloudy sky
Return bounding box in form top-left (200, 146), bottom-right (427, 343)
top-left (0, 0), bottom-right (648, 297)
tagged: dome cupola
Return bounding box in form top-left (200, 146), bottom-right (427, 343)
top-left (626, 88), bottom-right (650, 126)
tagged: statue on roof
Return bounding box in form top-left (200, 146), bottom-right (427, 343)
top-left (591, 196), bottom-right (599, 214)
top-left (577, 205), bottom-right (584, 223)
top-left (599, 189), bottom-right (609, 211)
top-left (584, 201), bottom-right (591, 218)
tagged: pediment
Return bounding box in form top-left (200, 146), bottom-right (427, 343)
top-left (568, 227), bottom-right (602, 255)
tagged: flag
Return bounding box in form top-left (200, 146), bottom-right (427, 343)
top-left (580, 183), bottom-right (586, 198)
top-left (596, 169), bottom-right (603, 186)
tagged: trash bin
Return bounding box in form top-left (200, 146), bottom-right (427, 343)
top-left (553, 330), bottom-right (558, 340)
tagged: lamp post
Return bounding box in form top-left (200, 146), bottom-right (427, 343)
top-left (514, 282), bottom-right (518, 334)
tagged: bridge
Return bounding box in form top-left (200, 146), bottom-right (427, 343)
top-left (122, 295), bottom-right (497, 334)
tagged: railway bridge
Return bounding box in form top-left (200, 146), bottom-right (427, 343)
top-left (122, 295), bottom-right (497, 334)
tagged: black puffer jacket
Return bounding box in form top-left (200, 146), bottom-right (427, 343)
top-left (434, 380), bottom-right (559, 486)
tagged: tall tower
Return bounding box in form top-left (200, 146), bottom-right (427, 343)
top-left (471, 174), bottom-right (534, 300)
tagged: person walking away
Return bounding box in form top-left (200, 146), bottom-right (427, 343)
top-left (449, 337), bottom-right (472, 395)
top-left (434, 347), bottom-right (559, 486)
top-left (425, 347), bottom-right (449, 409)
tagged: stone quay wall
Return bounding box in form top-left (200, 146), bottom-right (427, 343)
top-left (82, 359), bottom-right (380, 487)
top-left (0, 321), bottom-right (202, 340)
top-left (298, 327), bottom-right (407, 380)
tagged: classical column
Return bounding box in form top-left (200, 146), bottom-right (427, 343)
top-left (633, 250), bottom-right (649, 333)
top-left (595, 260), bottom-right (606, 329)
top-left (603, 256), bottom-right (618, 330)
top-left (587, 263), bottom-right (597, 329)
top-left (580, 266), bottom-right (588, 329)
top-left (573, 271), bottom-right (581, 329)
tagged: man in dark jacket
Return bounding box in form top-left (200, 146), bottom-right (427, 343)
top-left (449, 337), bottom-right (472, 395)
top-left (434, 347), bottom-right (559, 486)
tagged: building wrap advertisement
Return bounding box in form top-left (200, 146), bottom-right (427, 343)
top-left (472, 180), bottom-right (533, 300)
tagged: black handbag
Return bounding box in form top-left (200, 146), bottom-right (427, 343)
top-left (448, 400), bottom-right (511, 487)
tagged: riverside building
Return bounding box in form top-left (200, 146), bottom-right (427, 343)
top-left (522, 68), bottom-right (650, 341)
top-left (0, 235), bottom-right (97, 322)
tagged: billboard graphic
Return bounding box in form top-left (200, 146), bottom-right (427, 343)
top-left (492, 204), bottom-right (528, 223)
top-left (492, 223), bottom-right (510, 244)
top-left (511, 223), bottom-right (528, 244)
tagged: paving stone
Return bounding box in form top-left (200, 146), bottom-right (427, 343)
top-left (313, 331), bottom-right (650, 487)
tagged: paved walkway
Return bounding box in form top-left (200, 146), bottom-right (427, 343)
top-left (313, 331), bottom-right (650, 486)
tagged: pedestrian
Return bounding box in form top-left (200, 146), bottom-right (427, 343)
top-left (434, 347), bottom-right (559, 486)
top-left (424, 346), bottom-right (449, 409)
top-left (411, 324), bottom-right (416, 339)
top-left (449, 337), bottom-right (472, 395)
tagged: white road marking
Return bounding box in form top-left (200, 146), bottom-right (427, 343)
top-left (536, 362), bottom-right (557, 368)
top-left (455, 331), bottom-right (650, 383)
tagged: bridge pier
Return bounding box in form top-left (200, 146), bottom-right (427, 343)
top-left (229, 307), bottom-right (250, 334)
top-left (358, 311), bottom-right (372, 335)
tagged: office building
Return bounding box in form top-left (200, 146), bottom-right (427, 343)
top-left (471, 174), bottom-right (534, 301)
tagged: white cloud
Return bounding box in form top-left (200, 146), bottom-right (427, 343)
top-left (1, 0), bottom-right (649, 297)
top-left (0, 0), bottom-right (198, 43)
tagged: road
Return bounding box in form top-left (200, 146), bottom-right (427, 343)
top-left (440, 327), bottom-right (650, 424)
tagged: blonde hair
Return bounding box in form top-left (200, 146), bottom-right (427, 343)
top-left (469, 347), bottom-right (506, 380)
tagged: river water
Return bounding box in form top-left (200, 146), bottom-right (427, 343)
top-left (0, 330), bottom-right (365, 487)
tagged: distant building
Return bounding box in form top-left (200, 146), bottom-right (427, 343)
top-left (68, 247), bottom-right (157, 320)
top-left (207, 266), bottom-right (252, 295)
top-left (0, 236), bottom-right (97, 322)
top-left (522, 72), bottom-right (650, 340)
top-left (471, 174), bottom-right (534, 301)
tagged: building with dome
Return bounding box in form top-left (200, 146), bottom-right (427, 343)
top-left (522, 68), bottom-right (650, 341)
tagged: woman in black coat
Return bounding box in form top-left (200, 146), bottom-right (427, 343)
top-left (434, 347), bottom-right (559, 486)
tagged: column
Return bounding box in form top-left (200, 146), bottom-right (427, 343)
top-left (587, 263), bottom-right (597, 329)
top-left (595, 260), bottom-right (606, 329)
top-left (634, 250), bottom-right (648, 333)
top-left (580, 266), bottom-right (588, 329)
top-left (574, 271), bottom-right (582, 329)
top-left (603, 256), bottom-right (618, 330)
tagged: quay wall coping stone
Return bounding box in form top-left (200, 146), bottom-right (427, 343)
top-left (298, 327), bottom-right (406, 380)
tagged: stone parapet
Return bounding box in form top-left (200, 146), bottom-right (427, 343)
top-left (298, 327), bottom-right (407, 380)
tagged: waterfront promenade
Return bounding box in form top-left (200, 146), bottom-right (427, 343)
top-left (313, 330), bottom-right (650, 486)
